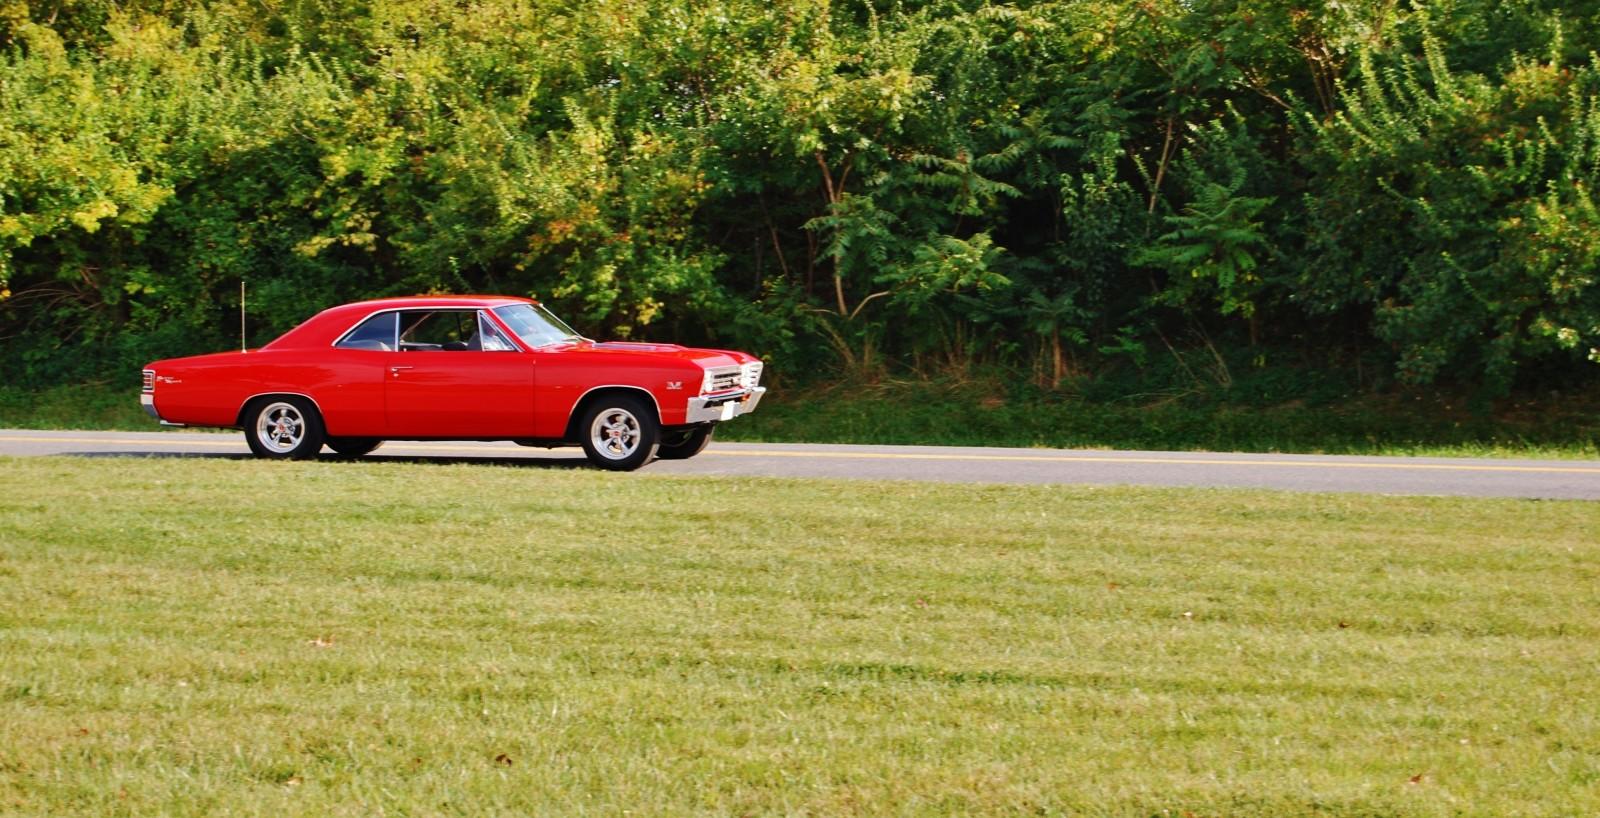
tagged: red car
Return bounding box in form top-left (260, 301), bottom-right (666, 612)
top-left (139, 295), bottom-right (765, 470)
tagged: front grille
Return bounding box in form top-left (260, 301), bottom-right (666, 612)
top-left (741, 362), bottom-right (763, 390)
top-left (706, 366), bottom-right (741, 393)
top-left (142, 370), bottom-right (155, 393)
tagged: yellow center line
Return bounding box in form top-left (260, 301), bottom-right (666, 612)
top-left (2, 433), bottom-right (1597, 475)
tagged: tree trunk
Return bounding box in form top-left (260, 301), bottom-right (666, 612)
top-left (1052, 329), bottom-right (1065, 387)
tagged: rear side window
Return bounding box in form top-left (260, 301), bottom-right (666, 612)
top-left (336, 312), bottom-right (398, 351)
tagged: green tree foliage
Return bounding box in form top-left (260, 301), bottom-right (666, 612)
top-left (1299, 20), bottom-right (1600, 390)
top-left (1137, 114), bottom-right (1275, 324)
top-left (1, 0), bottom-right (1597, 394)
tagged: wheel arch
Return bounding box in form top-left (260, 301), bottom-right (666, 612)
top-left (564, 385), bottom-right (661, 441)
top-left (236, 391), bottom-right (327, 427)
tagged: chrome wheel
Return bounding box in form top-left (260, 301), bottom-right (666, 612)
top-left (577, 393), bottom-right (659, 471)
top-left (589, 407), bottom-right (642, 460)
top-left (255, 401), bottom-right (306, 454)
top-left (243, 395), bottom-right (325, 460)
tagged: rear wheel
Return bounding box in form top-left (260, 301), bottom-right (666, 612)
top-left (656, 425), bottom-right (713, 460)
top-left (325, 436), bottom-right (383, 458)
top-left (578, 395), bottom-right (659, 471)
top-left (243, 397), bottom-right (325, 460)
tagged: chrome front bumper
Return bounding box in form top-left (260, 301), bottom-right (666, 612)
top-left (685, 386), bottom-right (765, 424)
top-left (140, 393), bottom-right (159, 419)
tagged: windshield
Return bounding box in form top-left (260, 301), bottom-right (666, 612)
top-left (492, 303), bottom-right (585, 348)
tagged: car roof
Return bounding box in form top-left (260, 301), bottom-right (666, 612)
top-left (261, 295), bottom-right (539, 350)
top-left (338, 295), bottom-right (537, 310)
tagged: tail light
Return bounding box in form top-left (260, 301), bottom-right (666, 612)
top-left (142, 370), bottom-right (155, 393)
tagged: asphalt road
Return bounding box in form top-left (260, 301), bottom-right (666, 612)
top-left (2, 428), bottom-right (1598, 499)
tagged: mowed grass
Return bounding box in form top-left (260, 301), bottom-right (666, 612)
top-left (0, 458), bottom-right (1596, 816)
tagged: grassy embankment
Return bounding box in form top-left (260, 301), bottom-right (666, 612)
top-left (724, 378), bottom-right (1600, 458)
top-left (5, 377), bottom-right (1598, 458)
top-left (1, 456), bottom-right (1596, 815)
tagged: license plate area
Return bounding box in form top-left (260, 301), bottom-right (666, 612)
top-left (718, 401), bottom-right (736, 421)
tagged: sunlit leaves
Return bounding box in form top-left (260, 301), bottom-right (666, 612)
top-left (0, 0), bottom-right (1597, 394)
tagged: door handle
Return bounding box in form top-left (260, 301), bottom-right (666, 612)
top-left (389, 365), bottom-right (413, 378)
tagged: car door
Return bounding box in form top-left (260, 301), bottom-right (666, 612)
top-left (383, 309), bottom-right (536, 438)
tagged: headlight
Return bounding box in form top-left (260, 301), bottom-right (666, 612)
top-left (740, 362), bottom-right (763, 390)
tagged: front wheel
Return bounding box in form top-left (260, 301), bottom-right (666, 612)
top-left (243, 397), bottom-right (325, 460)
top-left (579, 395), bottom-right (659, 471)
top-left (656, 425), bottom-right (713, 460)
top-left (325, 436), bottom-right (383, 458)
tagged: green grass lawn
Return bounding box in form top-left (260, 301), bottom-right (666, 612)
top-left (0, 384), bottom-right (153, 433)
top-left (1, 457), bottom-right (1596, 816)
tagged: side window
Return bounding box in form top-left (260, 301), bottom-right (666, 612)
top-left (335, 312), bottom-right (398, 351)
top-left (478, 312), bottom-right (517, 351)
top-left (399, 310), bottom-right (486, 351)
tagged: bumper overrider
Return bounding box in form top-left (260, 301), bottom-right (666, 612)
top-left (685, 386), bottom-right (766, 424)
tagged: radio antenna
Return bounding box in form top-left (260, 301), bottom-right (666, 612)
top-left (240, 280), bottom-right (247, 352)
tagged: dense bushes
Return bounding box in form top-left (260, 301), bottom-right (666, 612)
top-left (2, 0), bottom-right (1598, 394)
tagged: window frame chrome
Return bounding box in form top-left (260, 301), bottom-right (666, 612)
top-left (330, 307), bottom-right (529, 353)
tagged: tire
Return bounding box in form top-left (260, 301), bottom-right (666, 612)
top-left (243, 396), bottom-right (326, 460)
top-left (325, 436), bottom-right (383, 458)
top-left (578, 394), bottom-right (660, 471)
top-left (656, 425), bottom-right (713, 460)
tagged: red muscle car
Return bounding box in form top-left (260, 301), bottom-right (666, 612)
top-left (139, 295), bottom-right (765, 470)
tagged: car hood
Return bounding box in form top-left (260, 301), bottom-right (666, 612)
top-left (589, 342), bottom-right (690, 353)
top-left (572, 341), bottom-right (748, 368)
